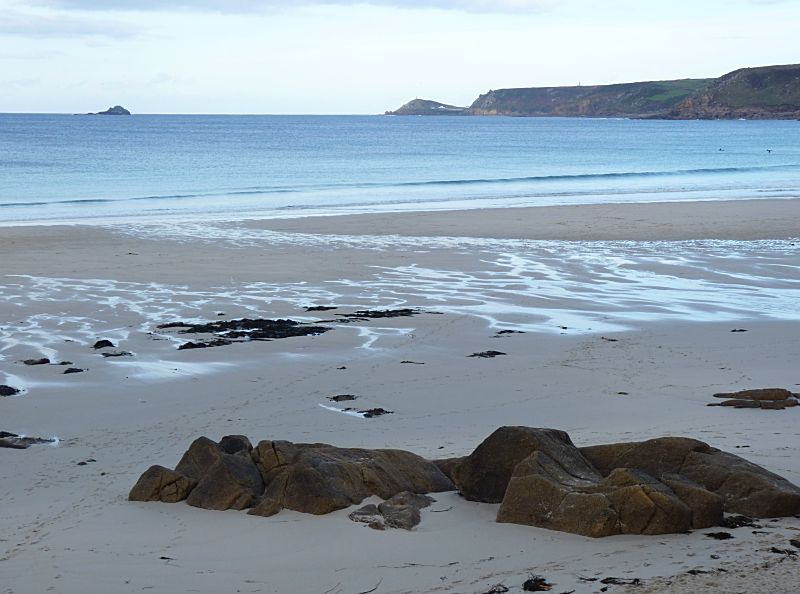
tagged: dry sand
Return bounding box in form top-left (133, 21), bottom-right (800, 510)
top-left (1, 199), bottom-right (799, 593)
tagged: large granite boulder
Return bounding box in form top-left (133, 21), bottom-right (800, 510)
top-left (496, 452), bottom-right (697, 537)
top-left (248, 440), bottom-right (453, 516)
top-left (186, 454), bottom-right (264, 511)
top-left (580, 437), bottom-right (800, 518)
top-left (129, 465), bottom-right (196, 503)
top-left (452, 427), bottom-right (601, 502)
top-left (175, 436), bottom-right (226, 481)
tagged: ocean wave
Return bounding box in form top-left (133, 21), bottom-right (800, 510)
top-left (1, 163), bottom-right (798, 209)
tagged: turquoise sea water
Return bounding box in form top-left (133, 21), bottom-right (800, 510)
top-left (1, 114), bottom-right (799, 225)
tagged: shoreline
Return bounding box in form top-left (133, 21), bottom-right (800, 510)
top-left (245, 197), bottom-right (800, 241)
top-left (1, 196), bottom-right (799, 241)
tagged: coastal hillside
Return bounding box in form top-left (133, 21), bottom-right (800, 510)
top-left (665, 64), bottom-right (800, 119)
top-left (386, 64), bottom-right (800, 119)
top-left (467, 79), bottom-right (710, 118)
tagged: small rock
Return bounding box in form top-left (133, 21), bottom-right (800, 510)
top-left (102, 351), bottom-right (133, 358)
top-left (93, 340), bottom-right (115, 349)
top-left (359, 408), bottom-right (393, 418)
top-left (522, 575), bottom-right (553, 591)
top-left (63, 368), bottom-right (85, 374)
top-left (345, 309), bottom-right (419, 319)
top-left (469, 351), bottom-right (507, 358)
top-left (306, 306), bottom-right (337, 312)
top-left (706, 531), bottom-right (734, 540)
top-left (328, 394), bottom-right (357, 402)
top-left (600, 577), bottom-right (640, 585)
top-left (177, 339), bottom-right (232, 350)
top-left (22, 358), bottom-right (50, 366)
top-left (0, 385), bottom-right (21, 397)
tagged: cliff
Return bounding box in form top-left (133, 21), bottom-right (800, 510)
top-left (386, 64), bottom-right (800, 120)
top-left (468, 79), bottom-right (710, 118)
top-left (664, 64), bottom-right (800, 119)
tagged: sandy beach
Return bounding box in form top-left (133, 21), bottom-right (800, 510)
top-left (2, 199), bottom-right (800, 594)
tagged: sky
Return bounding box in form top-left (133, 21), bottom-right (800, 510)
top-left (0, 0), bottom-right (798, 114)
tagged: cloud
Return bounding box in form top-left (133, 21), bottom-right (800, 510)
top-left (30, 0), bottom-right (553, 14)
top-left (0, 10), bottom-right (138, 38)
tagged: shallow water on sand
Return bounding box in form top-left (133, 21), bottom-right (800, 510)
top-left (2, 231), bottom-right (798, 391)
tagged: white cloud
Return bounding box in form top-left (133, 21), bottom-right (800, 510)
top-left (0, 9), bottom-right (138, 37)
top-left (30, 0), bottom-right (554, 14)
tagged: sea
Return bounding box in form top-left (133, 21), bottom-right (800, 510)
top-left (1, 114), bottom-right (799, 226)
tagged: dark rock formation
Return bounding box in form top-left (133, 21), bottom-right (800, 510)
top-left (92, 339), bottom-right (115, 349)
top-left (129, 465), bottom-right (196, 503)
top-left (129, 428), bottom-right (800, 537)
top-left (385, 98), bottom-right (467, 116)
top-left (186, 454), bottom-right (264, 511)
top-left (453, 427), bottom-right (598, 503)
top-left (498, 465), bottom-right (696, 537)
top-left (177, 339), bottom-right (232, 350)
top-left (93, 105), bottom-right (131, 115)
top-left (22, 358), bottom-right (50, 366)
top-left (709, 388), bottom-right (799, 410)
top-left (218, 435), bottom-right (252, 455)
top-left (102, 351), bottom-right (133, 358)
top-left (63, 368), bottom-right (86, 374)
top-left (0, 385), bottom-right (21, 397)
top-left (469, 351), bottom-right (506, 358)
top-left (0, 431), bottom-right (56, 449)
top-left (247, 440), bottom-right (453, 517)
top-left (159, 318), bottom-right (330, 349)
top-left (580, 437), bottom-right (800, 518)
top-left (344, 309), bottom-right (420, 319)
top-left (174, 436), bottom-right (226, 481)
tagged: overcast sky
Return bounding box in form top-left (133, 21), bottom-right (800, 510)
top-left (1, 0), bottom-right (797, 114)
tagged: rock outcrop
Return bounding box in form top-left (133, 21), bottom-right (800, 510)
top-left (708, 388), bottom-right (799, 410)
top-left (130, 435), bottom-right (454, 518)
top-left (92, 105), bottom-right (131, 115)
top-left (130, 428), bottom-right (800, 538)
top-left (0, 385), bottom-right (21, 397)
top-left (128, 465), bottom-right (196, 503)
top-left (248, 440), bottom-right (453, 516)
top-left (0, 431), bottom-right (56, 449)
top-left (580, 437), bottom-right (800, 518)
top-left (453, 427), bottom-right (599, 503)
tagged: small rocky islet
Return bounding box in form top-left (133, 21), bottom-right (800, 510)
top-left (130, 426), bottom-right (800, 537)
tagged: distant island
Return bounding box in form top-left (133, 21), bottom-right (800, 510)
top-left (386, 64), bottom-right (800, 120)
top-left (90, 105), bottom-right (131, 116)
